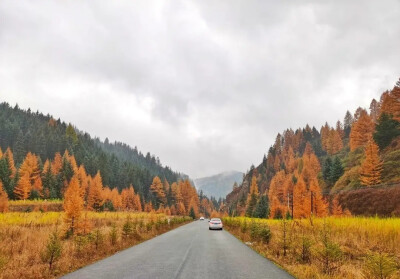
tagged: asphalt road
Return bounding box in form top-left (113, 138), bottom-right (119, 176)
top-left (62, 220), bottom-right (294, 279)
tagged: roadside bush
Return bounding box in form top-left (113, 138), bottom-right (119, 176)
top-left (122, 218), bottom-right (134, 239)
top-left (74, 235), bottom-right (89, 256)
top-left (298, 234), bottom-right (312, 264)
top-left (318, 221), bottom-right (343, 275)
top-left (249, 221), bottom-right (271, 244)
top-left (362, 252), bottom-right (398, 279)
top-left (92, 229), bottom-right (104, 250)
top-left (258, 226), bottom-right (272, 244)
top-left (41, 231), bottom-right (62, 271)
top-left (240, 219), bottom-right (248, 233)
top-left (109, 223), bottom-right (118, 245)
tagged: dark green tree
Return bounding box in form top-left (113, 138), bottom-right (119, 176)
top-left (189, 207), bottom-right (196, 219)
top-left (246, 194), bottom-right (258, 217)
top-left (0, 158), bottom-right (14, 198)
top-left (323, 157), bottom-right (332, 181)
top-left (373, 113), bottom-right (400, 150)
top-left (253, 195), bottom-right (269, 218)
top-left (330, 157), bottom-right (344, 183)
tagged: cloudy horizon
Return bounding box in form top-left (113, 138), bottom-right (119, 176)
top-left (1, 0), bottom-right (399, 179)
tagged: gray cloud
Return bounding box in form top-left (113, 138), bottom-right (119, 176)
top-left (1, 0), bottom-right (399, 178)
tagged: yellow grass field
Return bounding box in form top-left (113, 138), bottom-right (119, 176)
top-left (0, 211), bottom-right (192, 279)
top-left (222, 216), bottom-right (400, 279)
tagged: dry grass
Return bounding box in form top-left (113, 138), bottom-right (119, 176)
top-left (8, 200), bottom-right (63, 213)
top-left (223, 217), bottom-right (400, 279)
top-left (0, 211), bottom-right (191, 279)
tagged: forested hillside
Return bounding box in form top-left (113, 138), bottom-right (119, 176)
top-left (227, 78), bottom-right (400, 217)
top-left (0, 102), bottom-right (184, 199)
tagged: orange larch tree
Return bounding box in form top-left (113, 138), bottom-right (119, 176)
top-left (369, 98), bottom-right (380, 123)
top-left (0, 181), bottom-right (9, 213)
top-left (110, 188), bottom-right (122, 210)
top-left (293, 176), bottom-right (309, 219)
top-left (150, 176), bottom-right (166, 207)
top-left (76, 165), bottom-right (89, 200)
top-left (144, 201), bottom-right (153, 212)
top-left (134, 194), bottom-right (142, 211)
top-left (87, 171), bottom-right (104, 211)
top-left (360, 139), bottom-right (383, 186)
top-left (331, 196), bottom-right (343, 216)
top-left (349, 109), bottom-right (375, 151)
top-left (320, 123), bottom-right (330, 151)
top-left (380, 78), bottom-right (400, 121)
top-left (180, 180), bottom-right (194, 212)
top-left (63, 175), bottom-right (84, 234)
top-left (170, 205), bottom-right (177, 215)
top-left (51, 152), bottom-right (63, 175)
top-left (4, 148), bottom-right (16, 178)
top-left (391, 78), bottom-right (400, 121)
top-left (268, 170), bottom-right (287, 218)
top-left (14, 173), bottom-right (31, 200)
top-left (176, 201), bottom-right (186, 215)
top-left (309, 178), bottom-right (328, 217)
top-left (336, 120), bottom-right (344, 139)
top-left (19, 152), bottom-right (42, 197)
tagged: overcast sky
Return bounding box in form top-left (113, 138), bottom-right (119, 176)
top-left (0, 1), bottom-right (399, 179)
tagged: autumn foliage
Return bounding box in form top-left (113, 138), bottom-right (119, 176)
top-left (63, 175), bottom-right (84, 234)
top-left (360, 139), bottom-right (383, 186)
top-left (227, 77), bottom-right (400, 219)
top-left (0, 180), bottom-right (8, 212)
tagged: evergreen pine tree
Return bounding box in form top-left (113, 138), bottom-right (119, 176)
top-left (323, 157), bottom-right (332, 181)
top-left (253, 195), bottom-right (269, 218)
top-left (373, 113), bottom-right (400, 150)
top-left (330, 157), bottom-right (344, 183)
top-left (189, 207), bottom-right (196, 219)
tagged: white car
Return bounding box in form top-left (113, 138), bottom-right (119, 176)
top-left (208, 218), bottom-right (223, 230)
top-left (199, 216), bottom-right (205, 220)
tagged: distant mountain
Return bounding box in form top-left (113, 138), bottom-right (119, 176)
top-left (194, 171), bottom-right (244, 199)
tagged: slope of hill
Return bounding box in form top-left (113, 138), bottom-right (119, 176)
top-left (0, 102), bottom-right (184, 199)
top-left (226, 78), bottom-right (400, 217)
top-left (194, 171), bottom-right (243, 199)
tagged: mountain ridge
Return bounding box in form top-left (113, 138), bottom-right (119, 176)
top-left (194, 170), bottom-right (243, 199)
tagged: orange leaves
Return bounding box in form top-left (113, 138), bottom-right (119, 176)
top-left (51, 152), bottom-right (63, 175)
top-left (121, 185), bottom-right (142, 211)
top-left (64, 175), bottom-right (84, 233)
top-left (330, 197), bottom-right (343, 216)
top-left (293, 176), bottom-right (309, 218)
top-left (321, 123), bottom-right (343, 155)
top-left (4, 148), bottom-right (16, 178)
top-left (14, 173), bottom-right (31, 200)
top-left (360, 139), bottom-right (383, 186)
top-left (0, 181), bottom-right (8, 212)
top-left (179, 179), bottom-right (198, 213)
top-left (380, 79), bottom-right (400, 121)
top-left (150, 176), bottom-right (166, 206)
top-left (87, 171), bottom-right (104, 211)
top-left (268, 170), bottom-right (287, 218)
top-left (268, 143), bottom-right (328, 219)
top-left (349, 109), bottom-right (375, 151)
top-left (18, 152), bottom-right (42, 197)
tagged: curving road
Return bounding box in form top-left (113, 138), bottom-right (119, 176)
top-left (62, 220), bottom-right (294, 279)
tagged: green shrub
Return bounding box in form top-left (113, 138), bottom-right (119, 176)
top-left (363, 252), bottom-right (398, 279)
top-left (109, 223), bottom-right (118, 245)
top-left (41, 230), bottom-right (62, 271)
